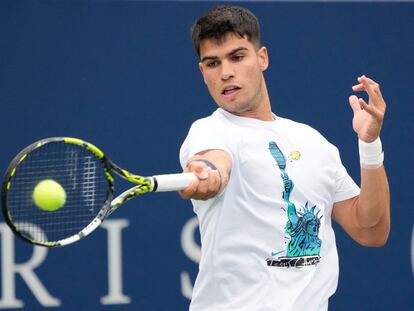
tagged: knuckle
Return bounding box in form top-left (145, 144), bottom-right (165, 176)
top-left (196, 183), bottom-right (209, 196)
top-left (208, 184), bottom-right (217, 194)
top-left (188, 161), bottom-right (203, 170)
top-left (186, 161), bottom-right (196, 169)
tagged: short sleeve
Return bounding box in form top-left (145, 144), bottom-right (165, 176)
top-left (179, 116), bottom-right (233, 169)
top-left (333, 150), bottom-right (360, 203)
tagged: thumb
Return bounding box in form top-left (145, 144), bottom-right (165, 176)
top-left (349, 95), bottom-right (362, 114)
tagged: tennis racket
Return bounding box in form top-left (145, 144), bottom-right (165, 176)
top-left (1, 137), bottom-right (196, 247)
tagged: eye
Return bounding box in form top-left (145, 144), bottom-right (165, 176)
top-left (231, 54), bottom-right (245, 62)
top-left (206, 60), bottom-right (220, 68)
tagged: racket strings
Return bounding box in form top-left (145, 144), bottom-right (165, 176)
top-left (6, 142), bottom-right (109, 244)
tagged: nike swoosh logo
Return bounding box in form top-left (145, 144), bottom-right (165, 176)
top-left (271, 250), bottom-right (284, 257)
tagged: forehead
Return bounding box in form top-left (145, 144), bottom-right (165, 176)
top-left (199, 33), bottom-right (255, 59)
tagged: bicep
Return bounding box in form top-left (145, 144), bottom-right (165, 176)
top-left (332, 196), bottom-right (359, 235)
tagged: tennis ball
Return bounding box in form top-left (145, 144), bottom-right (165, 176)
top-left (290, 151), bottom-right (301, 161)
top-left (33, 179), bottom-right (66, 211)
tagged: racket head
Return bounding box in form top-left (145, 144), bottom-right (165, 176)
top-left (1, 137), bottom-right (113, 247)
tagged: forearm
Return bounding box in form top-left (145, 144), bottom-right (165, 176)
top-left (355, 135), bottom-right (390, 229)
top-left (333, 165), bottom-right (390, 246)
top-left (356, 165), bottom-right (390, 229)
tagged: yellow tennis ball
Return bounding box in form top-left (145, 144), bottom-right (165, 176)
top-left (290, 151), bottom-right (301, 161)
top-left (33, 179), bottom-right (66, 211)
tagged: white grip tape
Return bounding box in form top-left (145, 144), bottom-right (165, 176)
top-left (153, 173), bottom-right (197, 192)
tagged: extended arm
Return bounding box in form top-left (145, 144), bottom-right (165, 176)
top-left (332, 76), bottom-right (390, 246)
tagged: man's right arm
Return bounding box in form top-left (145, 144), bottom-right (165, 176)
top-left (179, 149), bottom-right (232, 200)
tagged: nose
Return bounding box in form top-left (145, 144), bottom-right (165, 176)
top-left (220, 60), bottom-right (235, 81)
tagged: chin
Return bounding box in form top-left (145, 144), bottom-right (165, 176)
top-left (222, 103), bottom-right (250, 115)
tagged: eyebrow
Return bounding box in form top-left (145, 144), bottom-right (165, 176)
top-left (200, 47), bottom-right (249, 63)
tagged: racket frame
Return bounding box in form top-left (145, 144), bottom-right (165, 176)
top-left (2, 137), bottom-right (155, 247)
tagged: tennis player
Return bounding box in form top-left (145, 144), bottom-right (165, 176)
top-left (180, 5), bottom-right (390, 311)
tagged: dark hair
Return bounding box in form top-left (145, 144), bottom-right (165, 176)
top-left (191, 5), bottom-right (261, 56)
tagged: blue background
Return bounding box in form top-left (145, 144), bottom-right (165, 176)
top-left (0, 0), bottom-right (413, 310)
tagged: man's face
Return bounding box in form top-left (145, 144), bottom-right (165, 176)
top-left (198, 33), bottom-right (269, 117)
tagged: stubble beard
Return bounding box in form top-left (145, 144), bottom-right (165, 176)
top-left (217, 80), bottom-right (265, 116)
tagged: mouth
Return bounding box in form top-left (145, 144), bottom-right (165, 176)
top-left (221, 85), bottom-right (241, 96)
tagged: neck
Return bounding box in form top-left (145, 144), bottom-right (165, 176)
top-left (232, 106), bottom-right (274, 121)
top-left (239, 82), bottom-right (274, 121)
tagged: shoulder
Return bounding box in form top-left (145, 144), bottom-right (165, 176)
top-left (278, 117), bottom-right (326, 138)
top-left (185, 109), bottom-right (237, 141)
top-left (180, 109), bottom-right (236, 168)
top-left (189, 109), bottom-right (231, 130)
top-left (278, 116), bottom-right (339, 153)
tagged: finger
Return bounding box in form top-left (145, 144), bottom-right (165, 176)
top-left (363, 76), bottom-right (379, 85)
top-left (181, 169), bottom-right (221, 200)
top-left (356, 76), bottom-right (386, 111)
top-left (194, 170), bottom-right (221, 199)
top-left (352, 83), bottom-right (364, 91)
top-left (364, 76), bottom-right (384, 99)
top-left (358, 75), bottom-right (379, 100)
top-left (180, 161), bottom-right (209, 199)
top-left (352, 75), bottom-right (378, 91)
top-left (352, 78), bottom-right (380, 92)
top-left (179, 179), bottom-right (200, 199)
top-left (358, 98), bottom-right (384, 119)
top-left (186, 161), bottom-right (210, 180)
top-left (358, 97), bottom-right (370, 110)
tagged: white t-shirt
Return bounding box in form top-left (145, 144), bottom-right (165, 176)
top-left (180, 108), bottom-right (360, 311)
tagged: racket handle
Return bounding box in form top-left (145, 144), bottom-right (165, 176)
top-left (152, 173), bottom-right (197, 192)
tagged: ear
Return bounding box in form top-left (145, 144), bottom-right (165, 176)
top-left (199, 62), bottom-right (207, 84)
top-left (257, 47), bottom-right (269, 71)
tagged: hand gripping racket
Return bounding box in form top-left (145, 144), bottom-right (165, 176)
top-left (1, 137), bottom-right (196, 247)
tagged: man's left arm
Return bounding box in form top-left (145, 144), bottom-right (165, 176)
top-left (332, 75), bottom-right (390, 247)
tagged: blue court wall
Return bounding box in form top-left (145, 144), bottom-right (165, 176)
top-left (0, 1), bottom-right (413, 310)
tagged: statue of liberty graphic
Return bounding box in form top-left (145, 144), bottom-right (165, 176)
top-left (267, 141), bottom-right (322, 268)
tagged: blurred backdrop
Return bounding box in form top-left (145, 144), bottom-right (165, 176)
top-left (0, 0), bottom-right (413, 310)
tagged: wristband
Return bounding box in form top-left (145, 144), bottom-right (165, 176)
top-left (358, 137), bottom-right (384, 169)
